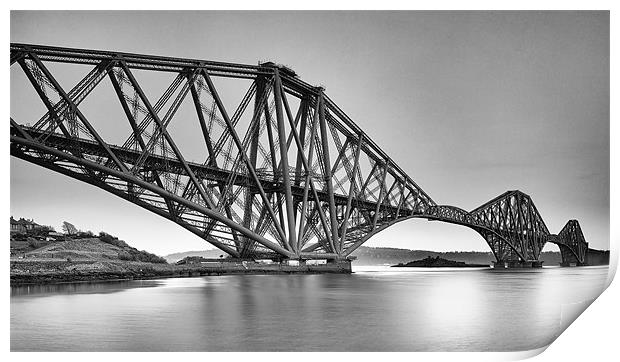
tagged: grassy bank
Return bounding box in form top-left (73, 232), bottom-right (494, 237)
top-left (11, 235), bottom-right (201, 285)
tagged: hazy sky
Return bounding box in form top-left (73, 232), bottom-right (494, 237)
top-left (10, 11), bottom-right (609, 255)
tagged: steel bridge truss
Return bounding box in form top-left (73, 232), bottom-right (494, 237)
top-left (9, 44), bottom-right (589, 264)
top-left (551, 220), bottom-right (589, 265)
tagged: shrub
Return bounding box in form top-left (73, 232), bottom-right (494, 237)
top-left (99, 231), bottom-right (167, 264)
top-left (117, 251), bottom-right (133, 261)
top-left (116, 248), bottom-right (167, 264)
top-left (98, 232), bottom-right (129, 248)
top-left (27, 239), bottom-right (46, 249)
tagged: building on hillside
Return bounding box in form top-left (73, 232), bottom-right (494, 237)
top-left (10, 217), bottom-right (42, 234)
top-left (46, 232), bottom-right (65, 241)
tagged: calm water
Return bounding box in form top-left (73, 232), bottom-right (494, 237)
top-left (10, 265), bottom-right (610, 352)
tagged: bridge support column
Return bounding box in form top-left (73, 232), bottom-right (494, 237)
top-left (325, 258), bottom-right (353, 273)
top-left (275, 258), bottom-right (351, 273)
top-left (558, 244), bottom-right (588, 267)
top-left (559, 261), bottom-right (588, 267)
top-left (493, 260), bottom-right (544, 269)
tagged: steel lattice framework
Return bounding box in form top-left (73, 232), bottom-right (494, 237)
top-left (550, 220), bottom-right (589, 266)
top-left (9, 44), bottom-right (589, 265)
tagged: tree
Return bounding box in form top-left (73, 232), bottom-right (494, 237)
top-left (62, 221), bottom-right (78, 235)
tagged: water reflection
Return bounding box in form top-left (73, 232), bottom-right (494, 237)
top-left (10, 279), bottom-right (164, 297)
top-left (11, 266), bottom-right (609, 351)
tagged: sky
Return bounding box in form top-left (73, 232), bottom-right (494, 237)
top-left (9, 11), bottom-right (609, 256)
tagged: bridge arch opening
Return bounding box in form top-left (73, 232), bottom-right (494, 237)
top-left (541, 242), bottom-right (560, 253)
top-left (358, 217), bottom-right (496, 257)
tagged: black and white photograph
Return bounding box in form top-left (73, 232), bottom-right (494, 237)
top-left (7, 8), bottom-right (614, 357)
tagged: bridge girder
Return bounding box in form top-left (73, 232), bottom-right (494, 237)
top-left (10, 43), bottom-right (589, 265)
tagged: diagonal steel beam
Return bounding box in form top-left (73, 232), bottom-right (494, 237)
top-left (108, 68), bottom-right (176, 216)
top-left (120, 62), bottom-right (217, 212)
top-left (12, 135), bottom-right (295, 258)
top-left (339, 135), bottom-right (363, 250)
top-left (28, 53), bottom-right (129, 174)
top-left (200, 68), bottom-right (288, 247)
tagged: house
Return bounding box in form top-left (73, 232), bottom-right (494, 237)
top-left (46, 231), bottom-right (65, 241)
top-left (10, 217), bottom-right (43, 234)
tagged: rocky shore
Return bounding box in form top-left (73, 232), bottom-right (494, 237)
top-left (11, 258), bottom-right (179, 285)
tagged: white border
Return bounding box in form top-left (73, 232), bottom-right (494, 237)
top-left (3, 2), bottom-right (617, 361)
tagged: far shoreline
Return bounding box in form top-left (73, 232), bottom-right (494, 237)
top-left (391, 256), bottom-right (490, 268)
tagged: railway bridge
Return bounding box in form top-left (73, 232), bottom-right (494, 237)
top-left (10, 44), bottom-right (590, 267)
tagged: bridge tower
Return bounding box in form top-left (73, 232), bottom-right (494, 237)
top-left (555, 220), bottom-right (589, 266)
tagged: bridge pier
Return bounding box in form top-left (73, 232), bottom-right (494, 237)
top-left (557, 243), bottom-right (590, 267)
top-left (325, 258), bottom-right (353, 273)
top-left (493, 260), bottom-right (544, 269)
top-left (559, 261), bottom-right (588, 267)
top-left (275, 257), bottom-right (352, 273)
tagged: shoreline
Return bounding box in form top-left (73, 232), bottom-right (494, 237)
top-left (10, 268), bottom-right (353, 286)
top-left (391, 264), bottom-right (490, 268)
top-left (10, 258), bottom-right (353, 286)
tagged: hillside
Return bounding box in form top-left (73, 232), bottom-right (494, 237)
top-left (24, 238), bottom-right (124, 260)
top-left (10, 234), bottom-right (173, 285)
top-left (164, 249), bottom-right (229, 263)
top-left (21, 237), bottom-right (167, 264)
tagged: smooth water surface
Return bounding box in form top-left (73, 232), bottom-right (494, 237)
top-left (11, 266), bottom-right (609, 351)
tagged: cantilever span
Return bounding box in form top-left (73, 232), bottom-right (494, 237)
top-left (9, 43), bottom-right (589, 266)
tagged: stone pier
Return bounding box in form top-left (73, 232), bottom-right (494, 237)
top-left (493, 260), bottom-right (544, 269)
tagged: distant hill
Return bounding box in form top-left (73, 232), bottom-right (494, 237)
top-left (162, 246), bottom-right (562, 266)
top-left (351, 246), bottom-right (562, 266)
top-left (163, 249), bottom-right (229, 263)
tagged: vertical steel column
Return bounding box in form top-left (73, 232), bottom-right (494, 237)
top-left (339, 135), bottom-right (363, 250)
top-left (372, 161), bottom-right (390, 230)
top-left (318, 92), bottom-right (340, 255)
top-left (241, 76), bottom-right (264, 252)
top-left (296, 98), bottom-right (320, 246)
top-left (273, 70), bottom-right (298, 254)
top-left (294, 98), bottom-right (309, 187)
top-left (261, 94), bottom-right (288, 243)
